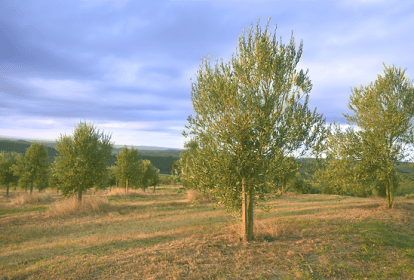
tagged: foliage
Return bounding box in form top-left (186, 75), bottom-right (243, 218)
top-left (290, 172), bottom-right (313, 194)
top-left (316, 64), bottom-right (414, 208)
top-left (53, 122), bottom-right (113, 201)
top-left (106, 166), bottom-right (118, 188)
top-left (0, 151), bottom-right (20, 195)
top-left (268, 156), bottom-right (300, 194)
top-left (141, 159), bottom-right (161, 192)
top-left (181, 18), bottom-right (327, 241)
top-left (12, 142), bottom-right (50, 193)
top-left (113, 147), bottom-right (144, 192)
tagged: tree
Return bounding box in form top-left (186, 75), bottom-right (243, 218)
top-left (0, 151), bottom-right (20, 196)
top-left (141, 160), bottom-right (161, 192)
top-left (13, 142), bottom-right (50, 194)
top-left (181, 18), bottom-right (326, 243)
top-left (113, 147), bottom-right (143, 193)
top-left (319, 64), bottom-right (414, 208)
top-left (53, 122), bottom-right (113, 201)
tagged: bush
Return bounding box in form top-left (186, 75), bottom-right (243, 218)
top-left (405, 193), bottom-right (414, 199)
top-left (291, 173), bottom-right (312, 194)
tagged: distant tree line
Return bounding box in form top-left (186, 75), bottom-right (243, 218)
top-left (0, 139), bottom-right (179, 175)
top-left (0, 122), bottom-right (161, 201)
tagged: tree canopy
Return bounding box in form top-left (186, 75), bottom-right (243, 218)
top-left (13, 142), bottom-right (50, 194)
top-left (113, 146), bottom-right (144, 193)
top-left (0, 151), bottom-right (20, 196)
top-left (53, 122), bottom-right (113, 201)
top-left (316, 63), bottom-right (414, 207)
top-left (141, 159), bottom-right (161, 192)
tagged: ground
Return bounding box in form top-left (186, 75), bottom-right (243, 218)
top-left (1, 185), bottom-right (413, 279)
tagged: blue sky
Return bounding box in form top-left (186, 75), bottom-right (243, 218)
top-left (1, 0), bottom-right (413, 149)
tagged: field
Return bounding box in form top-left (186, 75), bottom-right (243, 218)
top-left (1, 186), bottom-right (414, 279)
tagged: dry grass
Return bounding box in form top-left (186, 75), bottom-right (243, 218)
top-left (11, 192), bottom-right (55, 205)
top-left (48, 195), bottom-right (109, 216)
top-left (106, 187), bottom-right (147, 198)
top-left (1, 185), bottom-right (413, 279)
top-left (186, 189), bottom-right (213, 203)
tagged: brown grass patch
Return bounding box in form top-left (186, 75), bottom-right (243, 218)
top-left (48, 195), bottom-right (109, 216)
top-left (11, 192), bottom-right (55, 205)
top-left (106, 187), bottom-right (147, 198)
top-left (186, 189), bottom-right (212, 203)
top-left (2, 188), bottom-right (414, 279)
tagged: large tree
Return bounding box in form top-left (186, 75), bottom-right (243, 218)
top-left (318, 64), bottom-right (414, 207)
top-left (0, 151), bottom-right (20, 196)
top-left (113, 147), bottom-right (143, 193)
top-left (181, 19), bottom-right (326, 243)
top-left (13, 142), bottom-right (50, 194)
top-left (53, 122), bottom-right (113, 201)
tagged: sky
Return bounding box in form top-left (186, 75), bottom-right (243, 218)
top-left (1, 0), bottom-right (413, 149)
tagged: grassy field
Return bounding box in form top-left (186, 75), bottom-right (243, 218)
top-left (1, 186), bottom-right (413, 279)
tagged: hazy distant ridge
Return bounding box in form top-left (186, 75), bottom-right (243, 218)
top-left (0, 135), bottom-right (181, 151)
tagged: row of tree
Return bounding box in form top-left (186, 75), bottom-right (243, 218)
top-left (0, 123), bottom-right (161, 200)
top-left (175, 18), bottom-right (414, 244)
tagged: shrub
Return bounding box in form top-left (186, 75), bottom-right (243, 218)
top-left (405, 193), bottom-right (414, 199)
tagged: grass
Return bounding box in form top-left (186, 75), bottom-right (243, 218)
top-left (0, 186), bottom-right (413, 279)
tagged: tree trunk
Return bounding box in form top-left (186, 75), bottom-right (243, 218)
top-left (247, 187), bottom-right (254, 240)
top-left (153, 185), bottom-right (155, 193)
top-left (6, 183), bottom-right (9, 197)
top-left (78, 184), bottom-right (82, 202)
top-left (126, 179), bottom-right (129, 194)
top-left (242, 178), bottom-right (254, 245)
top-left (387, 177), bottom-right (393, 209)
top-left (30, 181), bottom-right (34, 194)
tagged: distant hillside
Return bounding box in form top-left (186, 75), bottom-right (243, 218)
top-left (0, 139), bottom-right (59, 162)
top-left (0, 137), bottom-right (181, 175)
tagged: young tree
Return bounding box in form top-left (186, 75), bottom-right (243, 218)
top-left (53, 122), bottom-right (113, 201)
top-left (13, 142), bottom-right (50, 194)
top-left (181, 18), bottom-right (326, 243)
top-left (141, 160), bottom-right (161, 192)
top-left (0, 151), bottom-right (20, 196)
top-left (113, 147), bottom-right (143, 193)
top-left (320, 64), bottom-right (414, 208)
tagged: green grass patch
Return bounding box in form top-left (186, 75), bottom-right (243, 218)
top-left (0, 205), bottom-right (47, 216)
